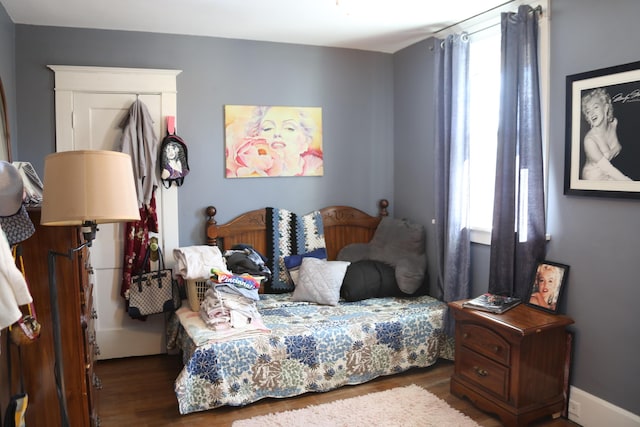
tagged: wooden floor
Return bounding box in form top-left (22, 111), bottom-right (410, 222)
top-left (95, 354), bottom-right (580, 427)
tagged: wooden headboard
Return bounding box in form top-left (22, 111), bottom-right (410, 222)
top-left (205, 199), bottom-right (389, 260)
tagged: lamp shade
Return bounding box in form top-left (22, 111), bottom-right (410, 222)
top-left (41, 150), bottom-right (140, 226)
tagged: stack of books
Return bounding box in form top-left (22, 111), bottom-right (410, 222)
top-left (462, 293), bottom-right (521, 314)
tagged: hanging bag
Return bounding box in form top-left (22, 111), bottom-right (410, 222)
top-left (126, 245), bottom-right (181, 317)
top-left (4, 335), bottom-right (28, 427)
top-left (159, 131), bottom-right (190, 188)
top-left (9, 246), bottom-right (41, 346)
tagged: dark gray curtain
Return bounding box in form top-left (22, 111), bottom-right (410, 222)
top-left (489, 5), bottom-right (545, 299)
top-left (434, 34), bottom-right (471, 335)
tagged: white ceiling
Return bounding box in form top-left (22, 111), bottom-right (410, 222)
top-left (0, 0), bottom-right (509, 53)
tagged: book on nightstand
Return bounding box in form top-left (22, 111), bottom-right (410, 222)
top-left (462, 293), bottom-right (521, 314)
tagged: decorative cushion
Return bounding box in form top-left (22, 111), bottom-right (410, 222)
top-left (292, 258), bottom-right (350, 306)
top-left (337, 216), bottom-right (427, 294)
top-left (284, 247), bottom-right (327, 286)
top-left (340, 260), bottom-right (399, 302)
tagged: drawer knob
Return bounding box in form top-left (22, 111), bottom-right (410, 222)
top-left (93, 373), bottom-right (103, 390)
top-left (492, 345), bottom-right (500, 353)
top-left (462, 333), bottom-right (469, 339)
top-left (473, 366), bottom-right (488, 377)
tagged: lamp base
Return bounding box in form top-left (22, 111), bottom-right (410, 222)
top-left (48, 237), bottom-right (92, 427)
top-left (48, 249), bottom-right (71, 427)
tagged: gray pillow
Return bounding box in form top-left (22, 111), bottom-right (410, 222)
top-left (292, 258), bottom-right (350, 306)
top-left (335, 242), bottom-right (370, 263)
top-left (338, 217), bottom-right (427, 294)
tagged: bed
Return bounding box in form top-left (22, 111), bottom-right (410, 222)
top-left (169, 200), bottom-right (452, 415)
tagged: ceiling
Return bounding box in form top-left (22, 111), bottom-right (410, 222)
top-left (0, 0), bottom-right (509, 53)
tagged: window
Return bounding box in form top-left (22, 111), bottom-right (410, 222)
top-left (457, 0), bottom-right (550, 244)
top-left (468, 26), bottom-right (501, 235)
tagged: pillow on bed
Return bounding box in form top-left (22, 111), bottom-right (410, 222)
top-left (337, 216), bottom-right (427, 295)
top-left (284, 247), bottom-right (327, 286)
top-left (340, 260), bottom-right (399, 302)
top-left (292, 257), bottom-right (350, 306)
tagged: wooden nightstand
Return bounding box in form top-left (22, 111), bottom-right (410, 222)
top-left (448, 300), bottom-right (574, 427)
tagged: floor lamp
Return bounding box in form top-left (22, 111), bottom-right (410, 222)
top-left (41, 150), bottom-right (140, 427)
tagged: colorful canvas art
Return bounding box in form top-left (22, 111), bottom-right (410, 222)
top-left (225, 105), bottom-right (323, 178)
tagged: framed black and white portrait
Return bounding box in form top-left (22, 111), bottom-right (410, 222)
top-left (564, 60), bottom-right (640, 198)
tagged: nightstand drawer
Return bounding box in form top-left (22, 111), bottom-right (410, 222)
top-left (458, 347), bottom-right (509, 399)
top-left (459, 323), bottom-right (510, 365)
top-left (450, 300), bottom-right (574, 426)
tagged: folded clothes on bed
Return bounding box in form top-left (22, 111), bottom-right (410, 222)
top-left (213, 282), bottom-right (260, 301)
top-left (200, 304), bottom-right (231, 329)
top-left (200, 287), bottom-right (268, 336)
top-left (211, 269), bottom-right (261, 291)
top-left (173, 245), bottom-right (229, 279)
top-left (172, 305), bottom-right (271, 347)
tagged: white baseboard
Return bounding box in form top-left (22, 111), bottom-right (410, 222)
top-left (568, 386), bottom-right (640, 427)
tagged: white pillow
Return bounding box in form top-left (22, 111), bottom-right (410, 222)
top-left (292, 258), bottom-right (350, 306)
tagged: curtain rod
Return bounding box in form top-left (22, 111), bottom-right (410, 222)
top-left (431, 1), bottom-right (541, 37)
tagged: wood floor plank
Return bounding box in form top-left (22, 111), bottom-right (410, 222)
top-left (95, 355), bottom-right (579, 427)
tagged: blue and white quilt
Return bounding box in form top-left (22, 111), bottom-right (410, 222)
top-left (171, 293), bottom-right (451, 414)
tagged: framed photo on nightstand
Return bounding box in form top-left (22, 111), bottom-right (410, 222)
top-left (526, 261), bottom-right (569, 314)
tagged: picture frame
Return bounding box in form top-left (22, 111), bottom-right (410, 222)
top-left (526, 261), bottom-right (569, 314)
top-left (224, 105), bottom-right (323, 178)
top-left (564, 60), bottom-right (640, 198)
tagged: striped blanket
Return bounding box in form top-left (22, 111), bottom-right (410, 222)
top-left (265, 208), bottom-right (325, 291)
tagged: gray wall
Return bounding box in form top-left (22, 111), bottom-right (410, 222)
top-left (0, 4), bottom-right (16, 158)
top-left (392, 38), bottom-right (440, 295)
top-left (394, 0), bottom-right (640, 416)
top-left (13, 25), bottom-right (394, 243)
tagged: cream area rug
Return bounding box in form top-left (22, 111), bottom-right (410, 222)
top-left (232, 384), bottom-right (481, 427)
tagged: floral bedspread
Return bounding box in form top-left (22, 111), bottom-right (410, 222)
top-left (171, 293), bottom-right (450, 414)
